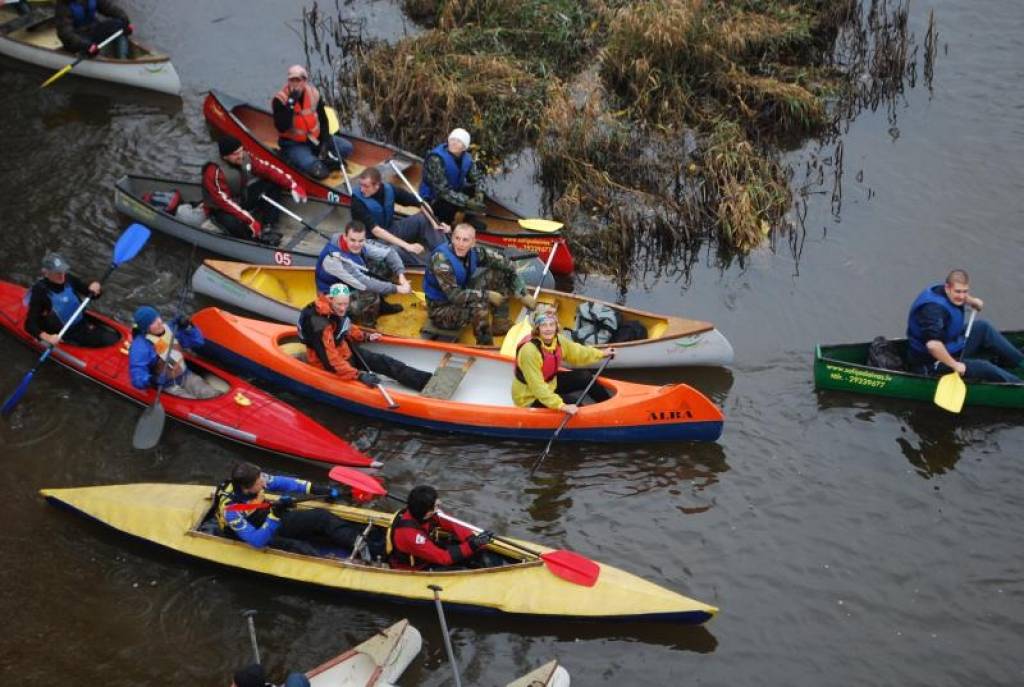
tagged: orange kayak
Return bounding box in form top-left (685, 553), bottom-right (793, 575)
top-left (192, 307), bottom-right (724, 442)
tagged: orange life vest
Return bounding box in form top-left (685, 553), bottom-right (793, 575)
top-left (275, 83), bottom-right (321, 144)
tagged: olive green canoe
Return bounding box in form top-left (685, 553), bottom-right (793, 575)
top-left (814, 334), bottom-right (1024, 408)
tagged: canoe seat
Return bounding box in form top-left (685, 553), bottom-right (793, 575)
top-left (279, 341), bottom-right (307, 362)
top-left (419, 322), bottom-right (462, 343)
top-left (420, 352), bottom-right (476, 400)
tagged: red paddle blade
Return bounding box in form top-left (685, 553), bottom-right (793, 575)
top-left (225, 502), bottom-right (270, 513)
top-left (540, 550), bottom-right (600, 587)
top-left (328, 466), bottom-right (387, 496)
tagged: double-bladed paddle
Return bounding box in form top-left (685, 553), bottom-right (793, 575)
top-left (326, 466), bottom-right (600, 587)
top-left (2, 223), bottom-right (151, 417)
top-left (528, 354), bottom-right (614, 476)
top-left (933, 308), bottom-right (977, 413)
top-left (41, 28), bottom-right (124, 89)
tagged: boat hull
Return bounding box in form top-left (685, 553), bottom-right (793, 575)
top-left (815, 335), bottom-right (1024, 408)
top-left (0, 281), bottom-right (374, 466)
top-left (192, 259), bottom-right (735, 369)
top-left (42, 483), bottom-right (718, 624)
top-left (0, 5), bottom-right (181, 95)
top-left (202, 89), bottom-right (574, 275)
top-left (114, 174), bottom-right (554, 289)
top-left (303, 620), bottom-right (421, 687)
top-left (507, 661), bottom-right (571, 687)
top-left (192, 307), bottom-right (724, 443)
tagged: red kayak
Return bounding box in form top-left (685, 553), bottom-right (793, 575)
top-left (202, 89), bottom-right (575, 275)
top-left (0, 281), bottom-right (376, 468)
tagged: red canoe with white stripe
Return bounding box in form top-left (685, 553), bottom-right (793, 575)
top-left (0, 280), bottom-right (376, 468)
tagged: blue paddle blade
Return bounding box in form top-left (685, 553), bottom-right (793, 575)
top-left (1, 370), bottom-right (34, 417)
top-left (112, 223), bottom-right (151, 266)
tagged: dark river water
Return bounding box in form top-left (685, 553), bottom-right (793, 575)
top-left (2, 1), bottom-right (1023, 685)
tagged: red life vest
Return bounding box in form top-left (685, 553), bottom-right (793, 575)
top-left (514, 336), bottom-right (562, 383)
top-left (275, 83), bottom-right (321, 144)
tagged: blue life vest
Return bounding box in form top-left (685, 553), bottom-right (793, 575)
top-left (69, 0), bottom-right (98, 27)
top-left (906, 283), bottom-right (966, 357)
top-left (423, 243), bottom-right (476, 303)
top-left (418, 144), bottom-right (472, 201)
top-left (314, 236), bottom-right (367, 294)
top-left (45, 280), bottom-right (84, 328)
top-left (353, 183), bottom-right (395, 228)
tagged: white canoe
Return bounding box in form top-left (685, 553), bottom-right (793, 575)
top-left (192, 259), bottom-right (734, 369)
top-left (506, 660), bottom-right (571, 687)
top-left (0, 3), bottom-right (181, 96)
top-left (279, 619), bottom-right (421, 687)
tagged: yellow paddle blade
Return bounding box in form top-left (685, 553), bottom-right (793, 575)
top-left (412, 290), bottom-right (425, 303)
top-left (518, 218), bottom-right (563, 233)
top-left (41, 64), bottom-right (72, 89)
top-left (500, 317), bottom-right (531, 357)
top-left (325, 106), bottom-right (340, 135)
top-left (934, 371), bottom-right (967, 413)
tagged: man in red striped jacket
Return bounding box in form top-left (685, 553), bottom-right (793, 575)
top-left (201, 136), bottom-right (307, 247)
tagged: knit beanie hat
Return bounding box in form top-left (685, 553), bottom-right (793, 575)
top-left (447, 128), bottom-right (471, 148)
top-left (133, 306), bottom-right (160, 332)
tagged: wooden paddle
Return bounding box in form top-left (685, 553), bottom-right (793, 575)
top-left (132, 242), bottom-right (197, 450)
top-left (41, 28), bottom-right (124, 89)
top-left (529, 355), bottom-right (614, 476)
top-left (388, 160), bottom-right (441, 229)
top-left (499, 243), bottom-right (559, 358)
top-left (1, 223), bottom-right (151, 417)
top-left (933, 308), bottom-right (977, 413)
top-left (327, 466), bottom-right (600, 587)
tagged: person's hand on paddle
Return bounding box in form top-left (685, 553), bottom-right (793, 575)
top-left (174, 315), bottom-right (192, 330)
top-left (290, 185), bottom-right (307, 204)
top-left (603, 347), bottom-right (616, 359)
top-left (366, 332), bottom-right (382, 342)
top-left (122, 22), bottom-right (134, 36)
top-left (271, 496), bottom-right (296, 518)
top-left (486, 290), bottom-right (506, 307)
top-left (518, 294), bottom-right (537, 310)
top-left (311, 482), bottom-right (341, 502)
top-left (40, 332), bottom-right (61, 347)
top-left (439, 222), bottom-right (452, 235)
top-left (357, 371), bottom-right (381, 388)
top-left (87, 281), bottom-right (102, 297)
top-left (396, 281), bottom-right (412, 295)
top-left (467, 530), bottom-right (494, 551)
top-left (86, 43), bottom-right (100, 57)
top-left (560, 403), bottom-right (579, 416)
top-left (966, 296), bottom-right (983, 312)
top-left (951, 361), bottom-right (967, 376)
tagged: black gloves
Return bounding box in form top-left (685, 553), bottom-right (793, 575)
top-left (468, 531), bottom-right (494, 551)
top-left (311, 483), bottom-right (341, 501)
top-left (271, 496), bottom-right (296, 518)
top-left (174, 315), bottom-right (192, 330)
top-left (357, 371), bottom-right (381, 388)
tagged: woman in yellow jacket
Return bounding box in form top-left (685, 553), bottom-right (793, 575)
top-left (512, 308), bottom-right (614, 414)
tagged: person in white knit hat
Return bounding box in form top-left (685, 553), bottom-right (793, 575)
top-left (417, 127), bottom-right (486, 225)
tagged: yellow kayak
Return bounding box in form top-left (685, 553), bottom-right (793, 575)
top-left (42, 483), bottom-right (717, 624)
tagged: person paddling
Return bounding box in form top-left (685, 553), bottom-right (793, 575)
top-left (297, 284), bottom-right (432, 391)
top-left (128, 306), bottom-right (219, 399)
top-left (215, 462), bottom-right (361, 558)
top-left (512, 307), bottom-right (614, 412)
top-left (387, 485), bottom-right (494, 570)
top-left (55, 0), bottom-right (132, 59)
top-left (24, 252), bottom-right (116, 348)
top-left (271, 65), bottom-right (353, 180)
top-left (906, 269), bottom-right (1024, 383)
top-left (202, 136), bottom-right (307, 247)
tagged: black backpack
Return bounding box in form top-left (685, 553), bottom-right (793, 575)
top-left (610, 319), bottom-right (648, 343)
top-left (866, 336), bottom-right (904, 371)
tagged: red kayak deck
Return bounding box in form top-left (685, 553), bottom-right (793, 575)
top-left (202, 89), bottom-right (574, 275)
top-left (0, 281), bottom-right (375, 467)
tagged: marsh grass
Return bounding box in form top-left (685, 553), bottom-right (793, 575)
top-left (303, 0), bottom-right (933, 283)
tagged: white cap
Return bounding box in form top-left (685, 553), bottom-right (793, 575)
top-left (448, 128), bottom-right (471, 148)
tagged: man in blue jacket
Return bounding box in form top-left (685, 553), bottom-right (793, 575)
top-left (215, 462), bottom-right (362, 557)
top-left (905, 269), bottom-right (1023, 383)
top-left (128, 306), bottom-right (220, 399)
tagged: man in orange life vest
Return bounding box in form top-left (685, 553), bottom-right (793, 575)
top-left (388, 485), bottom-right (493, 570)
top-left (128, 306), bottom-right (219, 400)
top-left (202, 136), bottom-right (307, 247)
top-left (511, 307), bottom-right (613, 413)
top-left (272, 65), bottom-right (353, 180)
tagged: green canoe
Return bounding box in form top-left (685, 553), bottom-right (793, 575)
top-left (814, 334), bottom-right (1024, 408)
